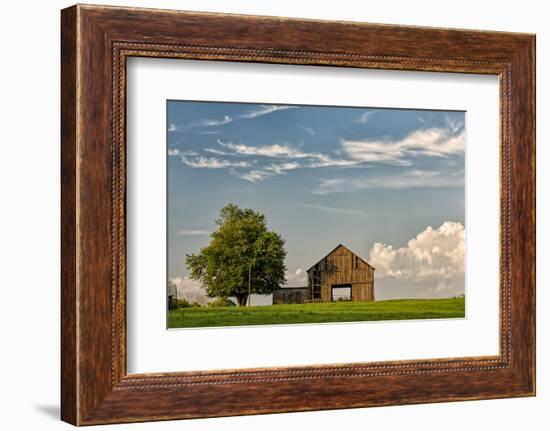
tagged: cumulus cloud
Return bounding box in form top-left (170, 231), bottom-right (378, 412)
top-left (369, 221), bottom-right (465, 299)
top-left (285, 268), bottom-right (308, 286)
top-left (169, 276), bottom-right (211, 305)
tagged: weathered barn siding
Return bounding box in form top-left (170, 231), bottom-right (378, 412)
top-left (273, 245), bottom-right (375, 304)
top-left (307, 244), bottom-right (375, 302)
top-left (351, 283), bottom-right (374, 301)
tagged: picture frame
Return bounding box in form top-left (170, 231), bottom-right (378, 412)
top-left (61, 4), bottom-right (535, 425)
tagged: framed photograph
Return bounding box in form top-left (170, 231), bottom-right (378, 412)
top-left (61, 4), bottom-right (535, 425)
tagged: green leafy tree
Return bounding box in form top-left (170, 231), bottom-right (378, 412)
top-left (186, 204), bottom-right (287, 306)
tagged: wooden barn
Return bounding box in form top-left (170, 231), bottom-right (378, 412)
top-left (307, 244), bottom-right (375, 302)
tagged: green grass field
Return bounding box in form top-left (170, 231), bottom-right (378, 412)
top-left (168, 297), bottom-right (465, 329)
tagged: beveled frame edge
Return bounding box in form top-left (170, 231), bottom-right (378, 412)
top-left (61, 4), bottom-right (535, 425)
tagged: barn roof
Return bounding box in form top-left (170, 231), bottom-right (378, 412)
top-left (306, 244), bottom-right (375, 272)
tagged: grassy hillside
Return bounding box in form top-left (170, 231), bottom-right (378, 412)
top-left (168, 297), bottom-right (465, 329)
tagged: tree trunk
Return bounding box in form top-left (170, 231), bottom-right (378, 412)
top-left (248, 264), bottom-right (252, 307)
top-left (235, 294), bottom-right (248, 307)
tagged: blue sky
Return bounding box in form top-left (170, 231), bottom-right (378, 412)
top-left (167, 101), bottom-right (465, 300)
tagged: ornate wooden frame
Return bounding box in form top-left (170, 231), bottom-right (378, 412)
top-left (61, 4), bottom-right (535, 425)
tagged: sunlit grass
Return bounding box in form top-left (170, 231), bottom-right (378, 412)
top-left (168, 297), bottom-right (465, 329)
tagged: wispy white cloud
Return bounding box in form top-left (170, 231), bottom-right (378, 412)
top-left (313, 169), bottom-right (463, 195)
top-left (181, 156), bottom-right (253, 169)
top-left (233, 161), bottom-right (300, 183)
top-left (217, 121), bottom-right (464, 179)
top-left (299, 124), bottom-right (315, 136)
top-left (171, 121), bottom-right (464, 184)
top-left (218, 139), bottom-right (309, 159)
top-left (354, 110), bottom-right (378, 124)
top-left (237, 105), bottom-right (295, 119)
top-left (176, 229), bottom-right (211, 236)
top-left (340, 126), bottom-right (464, 166)
top-left (203, 147), bottom-right (230, 156)
top-left (169, 148), bottom-right (253, 169)
top-left (170, 105), bottom-right (295, 133)
top-left (168, 148), bottom-right (198, 157)
top-left (295, 202), bottom-right (366, 216)
top-left (238, 170), bottom-right (274, 183)
top-left (306, 156), bottom-right (359, 168)
top-left (445, 115), bottom-right (464, 134)
top-left (199, 115), bottom-right (233, 127)
top-left (340, 139), bottom-right (412, 166)
top-left (217, 139), bottom-right (356, 169)
top-left (265, 162), bottom-right (301, 174)
top-left (170, 115), bottom-right (232, 132)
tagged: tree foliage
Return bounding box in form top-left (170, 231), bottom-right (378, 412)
top-left (186, 204), bottom-right (286, 306)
